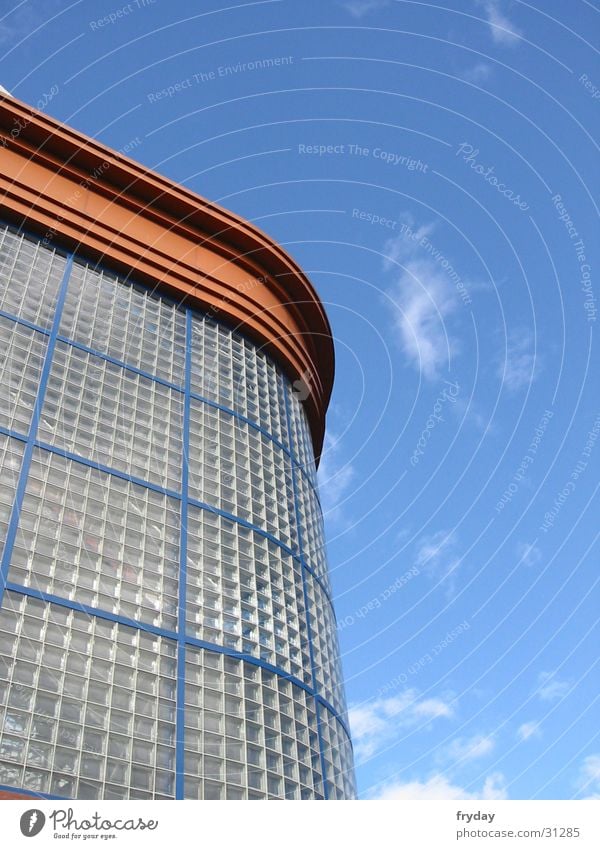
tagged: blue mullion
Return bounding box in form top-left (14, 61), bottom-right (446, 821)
top-left (188, 387), bottom-right (323, 505)
top-left (5, 579), bottom-right (351, 733)
top-left (298, 556), bottom-right (336, 616)
top-left (0, 425), bottom-right (28, 444)
top-left (186, 494), bottom-right (298, 557)
top-left (0, 308), bottom-right (52, 337)
top-left (0, 254), bottom-right (73, 608)
top-left (11, 570), bottom-right (352, 738)
top-left (54, 335), bottom-right (185, 394)
top-left (295, 460), bottom-right (321, 509)
top-left (175, 308), bottom-right (192, 800)
top-left (182, 634), bottom-right (313, 695)
top-left (315, 695), bottom-right (353, 743)
top-left (283, 386), bottom-right (330, 801)
top-left (3, 580), bottom-right (354, 739)
top-left (31, 433), bottom-right (336, 611)
top-left (33, 441), bottom-right (182, 501)
top-left (27, 438), bottom-right (333, 612)
top-left (4, 582), bottom-right (178, 640)
top-left (189, 390), bottom-right (290, 454)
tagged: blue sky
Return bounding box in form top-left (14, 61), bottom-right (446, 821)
top-left (1, 0), bottom-right (598, 800)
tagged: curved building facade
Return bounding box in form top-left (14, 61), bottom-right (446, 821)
top-left (0, 94), bottom-right (355, 800)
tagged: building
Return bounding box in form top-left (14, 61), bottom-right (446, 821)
top-left (0, 92), bottom-right (355, 800)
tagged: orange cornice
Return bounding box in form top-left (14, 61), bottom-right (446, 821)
top-left (0, 94), bottom-right (333, 459)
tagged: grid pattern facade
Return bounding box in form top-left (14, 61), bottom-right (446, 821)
top-left (0, 222), bottom-right (355, 800)
top-left (0, 591), bottom-right (177, 799)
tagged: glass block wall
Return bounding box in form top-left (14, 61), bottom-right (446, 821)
top-left (0, 222), bottom-right (355, 800)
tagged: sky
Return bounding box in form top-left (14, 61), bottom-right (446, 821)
top-left (1, 0), bottom-right (598, 801)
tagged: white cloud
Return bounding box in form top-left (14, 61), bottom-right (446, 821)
top-left (383, 220), bottom-right (435, 268)
top-left (536, 672), bottom-right (570, 702)
top-left (317, 430), bottom-right (356, 524)
top-left (382, 216), bottom-right (484, 380)
top-left (443, 734), bottom-right (495, 763)
top-left (0, 0), bottom-right (64, 46)
top-left (477, 1), bottom-right (522, 47)
top-left (390, 261), bottom-right (459, 380)
top-left (349, 690), bottom-right (454, 760)
top-left (374, 771), bottom-right (508, 800)
top-left (449, 395), bottom-right (497, 435)
top-left (339, 0), bottom-right (391, 18)
top-left (416, 530), bottom-right (456, 570)
top-left (517, 721), bottom-right (541, 741)
top-left (461, 62), bottom-right (493, 83)
top-left (577, 754), bottom-right (600, 800)
top-left (415, 531), bottom-right (461, 594)
top-left (384, 221), bottom-right (461, 380)
top-left (497, 330), bottom-right (539, 392)
top-left (517, 541), bottom-right (542, 568)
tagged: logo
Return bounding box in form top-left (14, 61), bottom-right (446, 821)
top-left (20, 810), bottom-right (46, 837)
top-left (292, 370), bottom-right (312, 402)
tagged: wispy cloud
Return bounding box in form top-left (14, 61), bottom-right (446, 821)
top-left (450, 395), bottom-right (496, 435)
top-left (517, 541), bottom-right (542, 568)
top-left (442, 733), bottom-right (496, 763)
top-left (384, 219), bottom-right (463, 380)
top-left (339, 0), bottom-right (391, 18)
top-left (461, 62), bottom-right (493, 84)
top-left (383, 220), bottom-right (435, 268)
top-left (0, 0), bottom-right (64, 47)
top-left (477, 1), bottom-right (522, 47)
top-left (497, 330), bottom-right (539, 392)
top-left (517, 721), bottom-right (541, 742)
top-left (388, 262), bottom-right (459, 380)
top-left (536, 672), bottom-right (570, 702)
top-left (373, 771), bottom-right (508, 800)
top-left (317, 429), bottom-right (356, 525)
top-left (576, 754), bottom-right (600, 800)
top-left (415, 530), bottom-right (461, 596)
top-left (349, 690), bottom-right (454, 760)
